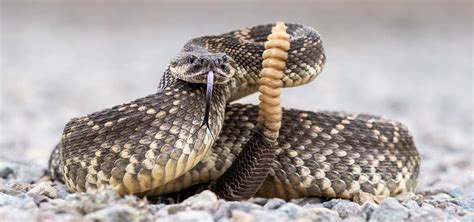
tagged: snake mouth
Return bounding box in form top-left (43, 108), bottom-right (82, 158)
top-left (188, 69), bottom-right (231, 84)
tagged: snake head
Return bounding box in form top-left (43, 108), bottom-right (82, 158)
top-left (169, 52), bottom-right (236, 84)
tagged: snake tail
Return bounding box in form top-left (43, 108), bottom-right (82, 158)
top-left (210, 22), bottom-right (289, 200)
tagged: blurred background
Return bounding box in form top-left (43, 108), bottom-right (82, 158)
top-left (0, 0), bottom-right (472, 192)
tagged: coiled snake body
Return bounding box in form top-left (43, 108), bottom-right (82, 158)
top-left (49, 23), bottom-right (420, 201)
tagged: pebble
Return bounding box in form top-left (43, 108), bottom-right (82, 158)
top-left (163, 191), bottom-right (222, 217)
top-left (161, 210), bottom-right (214, 222)
top-left (0, 167), bottom-right (15, 179)
top-left (361, 201), bottom-right (377, 219)
top-left (322, 199), bottom-right (343, 208)
top-left (342, 216), bottom-right (365, 222)
top-left (0, 205), bottom-right (38, 222)
top-left (84, 205), bottom-right (139, 222)
top-left (403, 200), bottom-right (421, 210)
top-left (226, 201), bottom-right (262, 212)
top-left (331, 200), bottom-right (363, 219)
top-left (0, 193), bottom-right (37, 208)
top-left (407, 206), bottom-right (447, 222)
top-left (449, 195), bottom-right (474, 212)
top-left (213, 202), bottom-right (231, 220)
top-left (292, 197), bottom-right (324, 205)
top-left (231, 209), bottom-right (255, 222)
top-left (369, 198), bottom-right (409, 221)
top-left (36, 210), bottom-right (83, 222)
top-left (254, 209), bottom-right (290, 222)
top-left (0, 163), bottom-right (45, 183)
top-left (277, 202), bottom-right (305, 219)
top-left (308, 207), bottom-right (341, 222)
top-left (28, 181), bottom-right (58, 199)
top-left (263, 198), bottom-right (286, 209)
top-left (249, 197), bottom-right (268, 205)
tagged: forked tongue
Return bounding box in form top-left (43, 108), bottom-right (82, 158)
top-left (200, 71), bottom-right (214, 136)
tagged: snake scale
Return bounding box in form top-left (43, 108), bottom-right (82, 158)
top-left (49, 23), bottom-right (420, 201)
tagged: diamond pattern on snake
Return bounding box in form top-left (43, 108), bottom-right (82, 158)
top-left (48, 23), bottom-right (420, 201)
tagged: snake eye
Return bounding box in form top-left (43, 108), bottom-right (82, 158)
top-left (188, 55), bottom-right (196, 64)
top-left (222, 55), bottom-right (228, 63)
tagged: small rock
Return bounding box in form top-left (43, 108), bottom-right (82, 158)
top-left (429, 192), bottom-right (452, 200)
top-left (163, 210), bottom-right (214, 222)
top-left (84, 205), bottom-right (139, 222)
top-left (434, 200), bottom-right (466, 217)
top-left (421, 202), bottom-right (435, 208)
top-left (0, 205), bottom-right (38, 222)
top-left (213, 202), bottom-right (231, 220)
top-left (27, 192), bottom-right (50, 206)
top-left (28, 182), bottom-right (58, 199)
top-left (2, 163), bottom-right (45, 183)
top-left (322, 199), bottom-right (342, 208)
top-left (461, 213), bottom-right (474, 222)
top-left (248, 197), bottom-right (268, 206)
top-left (37, 210), bottom-right (82, 222)
top-left (45, 198), bottom-right (75, 211)
top-left (331, 200), bottom-right (363, 219)
top-left (308, 208), bottom-right (341, 222)
top-left (0, 193), bottom-right (37, 208)
top-left (361, 201), bottom-right (377, 219)
top-left (226, 201), bottom-right (261, 212)
top-left (292, 219), bottom-right (312, 222)
top-left (447, 187), bottom-right (466, 198)
top-left (254, 209), bottom-right (290, 222)
top-left (148, 203), bottom-right (166, 213)
top-left (342, 216), bottom-right (365, 222)
top-left (370, 197), bottom-right (409, 221)
top-left (182, 190), bottom-right (218, 206)
top-left (277, 202), bottom-right (305, 219)
top-left (231, 209), bottom-right (254, 222)
top-left (402, 200), bottom-right (420, 210)
top-left (52, 182), bottom-right (72, 199)
top-left (397, 192), bottom-right (424, 206)
top-left (165, 191), bottom-right (220, 215)
top-left (407, 206), bottom-right (447, 222)
top-left (9, 182), bottom-right (33, 193)
top-left (0, 184), bottom-right (27, 196)
top-left (0, 166), bottom-right (15, 179)
top-left (302, 203), bottom-right (325, 209)
top-left (263, 198), bottom-right (286, 209)
top-left (449, 195), bottom-right (474, 212)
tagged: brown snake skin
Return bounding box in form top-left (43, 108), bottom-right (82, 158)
top-left (49, 23), bottom-right (420, 201)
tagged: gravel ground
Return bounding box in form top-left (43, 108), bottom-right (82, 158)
top-left (1, 0), bottom-right (472, 221)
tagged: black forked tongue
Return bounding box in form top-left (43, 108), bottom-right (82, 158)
top-left (200, 71), bottom-right (215, 138)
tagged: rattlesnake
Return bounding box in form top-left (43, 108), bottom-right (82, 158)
top-left (49, 23), bottom-right (420, 201)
